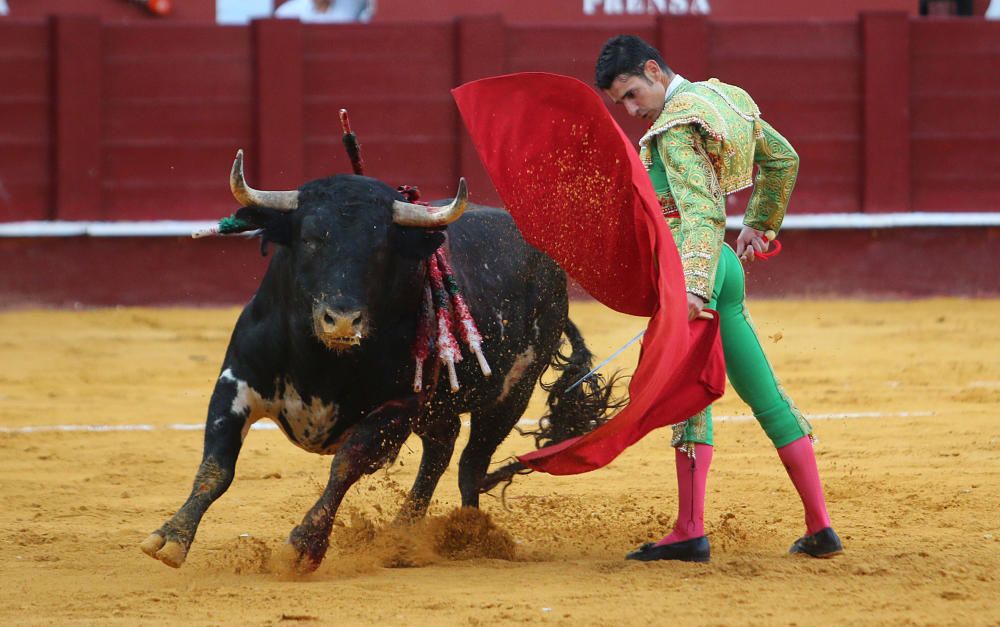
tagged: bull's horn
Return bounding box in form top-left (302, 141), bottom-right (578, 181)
top-left (392, 178), bottom-right (468, 227)
top-left (229, 149), bottom-right (299, 211)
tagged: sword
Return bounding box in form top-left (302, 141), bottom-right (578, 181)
top-left (565, 329), bottom-right (645, 393)
top-left (564, 311), bottom-right (714, 393)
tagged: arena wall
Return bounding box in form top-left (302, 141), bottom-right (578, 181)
top-left (1, 14), bottom-right (999, 304)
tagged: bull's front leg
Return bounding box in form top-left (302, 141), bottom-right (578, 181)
top-left (140, 371), bottom-right (248, 568)
top-left (280, 396), bottom-right (418, 574)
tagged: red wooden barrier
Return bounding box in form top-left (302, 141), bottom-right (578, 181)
top-left (52, 15), bottom-right (103, 220)
top-left (712, 20), bottom-right (863, 215)
top-left (456, 15), bottom-right (506, 202)
top-left (301, 22), bottom-right (459, 197)
top-left (0, 20), bottom-right (50, 221)
top-left (5, 227), bottom-right (998, 306)
top-left (863, 12), bottom-right (911, 213)
top-left (910, 19), bottom-right (1000, 212)
top-left (101, 22), bottom-right (254, 219)
top-left (254, 18), bottom-right (305, 189)
top-left (4, 0), bottom-right (214, 22)
top-left (1, 16), bottom-right (999, 222)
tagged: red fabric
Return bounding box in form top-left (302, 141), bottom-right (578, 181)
top-left (452, 72), bottom-right (726, 475)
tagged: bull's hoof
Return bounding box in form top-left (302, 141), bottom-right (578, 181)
top-left (140, 532), bottom-right (188, 568)
top-left (280, 525), bottom-right (330, 574)
top-left (392, 501), bottom-right (428, 527)
top-left (272, 542), bottom-right (321, 575)
top-left (156, 541), bottom-right (188, 568)
top-left (140, 532), bottom-right (165, 557)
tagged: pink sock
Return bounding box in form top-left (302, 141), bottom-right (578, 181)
top-left (655, 443), bottom-right (713, 546)
top-left (777, 436), bottom-right (832, 535)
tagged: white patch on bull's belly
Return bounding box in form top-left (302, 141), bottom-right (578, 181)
top-left (218, 368), bottom-right (342, 454)
top-left (279, 385), bottom-right (341, 453)
top-left (497, 346), bottom-right (536, 403)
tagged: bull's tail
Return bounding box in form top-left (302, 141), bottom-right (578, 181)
top-left (480, 319), bottom-right (625, 495)
top-left (528, 318), bottom-right (626, 447)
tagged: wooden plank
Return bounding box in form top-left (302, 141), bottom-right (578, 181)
top-left (103, 24), bottom-right (249, 58)
top-left (659, 15), bottom-right (708, 79)
top-left (303, 22), bottom-right (454, 55)
top-left (303, 59), bottom-right (453, 96)
top-left (303, 97), bottom-right (455, 138)
top-left (911, 95), bottom-right (1000, 134)
top-left (711, 22), bottom-right (860, 58)
top-left (51, 15), bottom-right (102, 220)
top-left (862, 11), bottom-right (910, 213)
top-left (104, 57), bottom-right (252, 101)
top-left (712, 58), bottom-right (860, 97)
top-left (911, 20), bottom-right (1000, 54)
top-left (253, 18), bottom-right (305, 189)
top-left (104, 101), bottom-right (252, 143)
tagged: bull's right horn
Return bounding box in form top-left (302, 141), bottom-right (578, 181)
top-left (230, 149), bottom-right (299, 211)
top-left (392, 178), bottom-right (468, 227)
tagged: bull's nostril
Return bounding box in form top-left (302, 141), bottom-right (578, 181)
top-left (352, 315), bottom-right (363, 328)
top-left (323, 312), bottom-right (335, 325)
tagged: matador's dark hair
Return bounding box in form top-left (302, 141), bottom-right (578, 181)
top-left (594, 34), bottom-right (671, 90)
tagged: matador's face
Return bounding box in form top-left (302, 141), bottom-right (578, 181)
top-left (603, 61), bottom-right (668, 123)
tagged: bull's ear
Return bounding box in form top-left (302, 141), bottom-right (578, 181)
top-left (389, 224), bottom-right (446, 260)
top-left (234, 206), bottom-right (293, 256)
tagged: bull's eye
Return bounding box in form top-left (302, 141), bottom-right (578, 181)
top-left (299, 217), bottom-right (327, 251)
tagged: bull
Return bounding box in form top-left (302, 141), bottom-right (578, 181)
top-left (140, 151), bottom-right (616, 572)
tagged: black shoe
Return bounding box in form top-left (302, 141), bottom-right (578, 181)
top-left (625, 536), bottom-right (710, 563)
top-left (789, 527), bottom-right (843, 558)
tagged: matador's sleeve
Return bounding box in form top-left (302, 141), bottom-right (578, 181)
top-left (744, 118), bottom-right (799, 234)
top-left (658, 125), bottom-right (726, 301)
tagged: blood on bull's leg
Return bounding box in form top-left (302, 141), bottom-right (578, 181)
top-left (140, 379), bottom-right (247, 568)
top-left (281, 396), bottom-right (419, 573)
top-left (394, 411), bottom-right (461, 524)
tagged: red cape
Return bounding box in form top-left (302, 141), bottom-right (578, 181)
top-left (452, 73), bottom-right (725, 475)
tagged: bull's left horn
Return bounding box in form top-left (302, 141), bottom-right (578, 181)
top-left (392, 178), bottom-right (468, 227)
top-left (230, 149), bottom-right (299, 211)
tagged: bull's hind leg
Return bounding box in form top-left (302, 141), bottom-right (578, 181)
top-left (140, 378), bottom-right (247, 568)
top-left (458, 383), bottom-right (537, 508)
top-left (281, 397), bottom-right (418, 574)
top-left (395, 411), bottom-right (461, 523)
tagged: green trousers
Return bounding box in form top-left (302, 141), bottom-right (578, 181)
top-left (673, 244), bottom-right (813, 449)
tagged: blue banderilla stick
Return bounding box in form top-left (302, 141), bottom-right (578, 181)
top-left (565, 329), bottom-right (646, 393)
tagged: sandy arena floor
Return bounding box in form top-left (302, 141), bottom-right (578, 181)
top-left (1, 298), bottom-right (999, 625)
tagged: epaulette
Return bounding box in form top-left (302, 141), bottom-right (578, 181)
top-left (638, 79), bottom-right (762, 168)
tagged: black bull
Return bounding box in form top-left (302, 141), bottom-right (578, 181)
top-left (141, 165), bottom-right (616, 573)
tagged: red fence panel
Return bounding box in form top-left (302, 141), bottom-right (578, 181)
top-left (910, 19), bottom-right (1000, 212)
top-left (711, 20), bottom-right (863, 215)
top-left (302, 22), bottom-right (460, 199)
top-left (102, 23), bottom-right (254, 219)
top-left (508, 24), bottom-right (656, 145)
top-left (0, 19), bottom-right (51, 221)
top-left (1, 17), bottom-right (1000, 222)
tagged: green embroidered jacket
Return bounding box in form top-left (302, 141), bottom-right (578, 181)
top-left (638, 78), bottom-right (799, 299)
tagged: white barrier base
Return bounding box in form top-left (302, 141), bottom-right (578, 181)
top-left (2, 214), bottom-right (1000, 238)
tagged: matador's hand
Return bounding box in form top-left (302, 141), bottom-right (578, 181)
top-left (736, 226), bottom-right (769, 263)
top-left (687, 292), bottom-right (707, 321)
